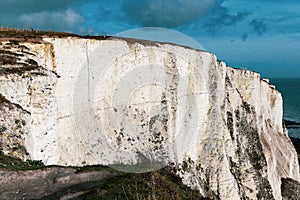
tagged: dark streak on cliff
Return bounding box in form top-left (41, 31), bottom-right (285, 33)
top-left (235, 101), bottom-right (274, 199)
top-left (225, 72), bottom-right (275, 199)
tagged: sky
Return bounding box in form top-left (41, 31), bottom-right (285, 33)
top-left (0, 0), bottom-right (299, 78)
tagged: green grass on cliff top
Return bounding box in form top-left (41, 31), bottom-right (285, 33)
top-left (0, 28), bottom-right (109, 40)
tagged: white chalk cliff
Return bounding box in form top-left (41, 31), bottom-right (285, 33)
top-left (0, 32), bottom-right (299, 199)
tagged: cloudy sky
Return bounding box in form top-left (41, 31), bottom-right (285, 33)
top-left (1, 0), bottom-right (299, 77)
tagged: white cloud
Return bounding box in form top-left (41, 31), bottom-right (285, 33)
top-left (18, 9), bottom-right (84, 31)
top-left (0, 0), bottom-right (87, 32)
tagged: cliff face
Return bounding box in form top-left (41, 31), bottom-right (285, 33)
top-left (0, 33), bottom-right (299, 199)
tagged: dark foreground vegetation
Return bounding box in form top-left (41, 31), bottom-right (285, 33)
top-left (83, 168), bottom-right (204, 200)
top-left (0, 150), bottom-right (204, 200)
top-left (0, 137), bottom-right (299, 199)
top-left (0, 149), bottom-right (44, 170)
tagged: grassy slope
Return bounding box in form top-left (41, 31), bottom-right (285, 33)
top-left (0, 149), bottom-right (44, 170)
top-left (82, 167), bottom-right (204, 200)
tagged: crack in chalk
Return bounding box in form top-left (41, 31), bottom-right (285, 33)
top-left (0, 93), bottom-right (31, 114)
top-left (85, 41), bottom-right (91, 109)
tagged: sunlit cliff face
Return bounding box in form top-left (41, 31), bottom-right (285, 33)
top-left (0, 33), bottom-right (299, 199)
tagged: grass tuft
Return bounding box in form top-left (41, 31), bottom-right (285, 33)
top-left (0, 149), bottom-right (44, 170)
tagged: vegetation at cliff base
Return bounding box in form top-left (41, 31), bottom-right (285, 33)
top-left (82, 167), bottom-right (204, 200)
top-left (0, 149), bottom-right (44, 170)
top-left (0, 152), bottom-right (204, 199)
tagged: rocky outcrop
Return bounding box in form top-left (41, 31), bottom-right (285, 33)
top-left (0, 31), bottom-right (299, 199)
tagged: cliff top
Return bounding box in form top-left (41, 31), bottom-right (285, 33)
top-left (0, 28), bottom-right (206, 52)
top-left (0, 28), bottom-right (279, 92)
top-left (0, 27), bottom-right (109, 42)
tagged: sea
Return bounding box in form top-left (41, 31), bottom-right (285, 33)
top-left (270, 78), bottom-right (300, 138)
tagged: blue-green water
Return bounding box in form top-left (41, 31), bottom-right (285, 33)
top-left (270, 78), bottom-right (300, 138)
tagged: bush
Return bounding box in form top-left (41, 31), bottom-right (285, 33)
top-left (26, 159), bottom-right (44, 167)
